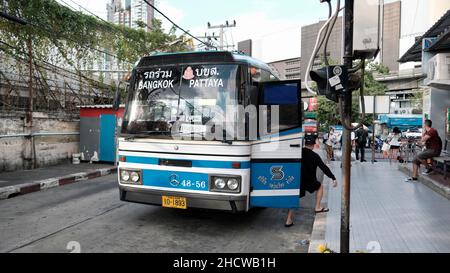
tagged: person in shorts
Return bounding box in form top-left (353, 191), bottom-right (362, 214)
top-left (285, 135), bottom-right (338, 227)
top-left (388, 127), bottom-right (402, 161)
top-left (406, 120), bottom-right (442, 181)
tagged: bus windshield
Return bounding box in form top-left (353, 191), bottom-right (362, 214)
top-left (121, 64), bottom-right (240, 140)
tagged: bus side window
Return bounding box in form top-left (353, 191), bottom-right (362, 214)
top-left (260, 82), bottom-right (300, 136)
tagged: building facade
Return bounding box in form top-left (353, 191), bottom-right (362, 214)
top-left (381, 1), bottom-right (402, 72)
top-left (268, 57), bottom-right (301, 80)
top-left (106, 0), bottom-right (154, 32)
top-left (300, 17), bottom-right (343, 82)
top-left (399, 8), bottom-right (450, 149)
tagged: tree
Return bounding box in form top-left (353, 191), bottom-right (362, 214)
top-left (0, 0), bottom-right (189, 88)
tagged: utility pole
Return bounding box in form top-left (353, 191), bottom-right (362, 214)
top-left (207, 20), bottom-right (236, 50)
top-left (196, 33), bottom-right (220, 50)
top-left (341, 0), bottom-right (354, 253)
top-left (372, 95), bottom-right (376, 164)
top-left (27, 37), bottom-right (36, 169)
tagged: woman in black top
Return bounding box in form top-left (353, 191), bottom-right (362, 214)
top-left (285, 136), bottom-right (338, 227)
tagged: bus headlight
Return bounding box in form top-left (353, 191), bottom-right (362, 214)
top-left (214, 178), bottom-right (226, 189)
top-left (130, 171), bottom-right (140, 183)
top-left (121, 170), bottom-right (130, 181)
top-left (120, 169), bottom-right (142, 185)
top-left (210, 176), bottom-right (241, 193)
top-left (227, 178), bottom-right (239, 190)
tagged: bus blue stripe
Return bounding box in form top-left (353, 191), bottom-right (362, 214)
top-left (250, 195), bottom-right (300, 209)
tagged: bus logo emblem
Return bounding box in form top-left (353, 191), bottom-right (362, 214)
top-left (270, 166), bottom-right (284, 181)
top-left (169, 174), bottom-right (180, 186)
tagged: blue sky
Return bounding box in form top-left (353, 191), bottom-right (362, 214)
top-left (58, 0), bottom-right (336, 62)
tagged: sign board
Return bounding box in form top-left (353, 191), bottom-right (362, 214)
top-left (237, 39), bottom-right (252, 56)
top-left (360, 95), bottom-right (390, 114)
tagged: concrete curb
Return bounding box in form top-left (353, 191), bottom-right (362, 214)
top-left (0, 166), bottom-right (117, 200)
top-left (308, 182), bottom-right (329, 253)
top-left (398, 164), bottom-right (450, 200)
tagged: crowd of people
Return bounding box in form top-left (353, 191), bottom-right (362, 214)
top-left (288, 119), bottom-right (443, 226)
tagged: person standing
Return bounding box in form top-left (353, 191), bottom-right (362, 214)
top-left (388, 127), bottom-right (402, 162)
top-left (325, 127), bottom-right (337, 161)
top-left (406, 120), bottom-right (442, 181)
top-left (285, 136), bottom-right (338, 227)
top-left (355, 127), bottom-right (368, 162)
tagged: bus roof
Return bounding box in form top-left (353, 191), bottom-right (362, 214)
top-left (136, 51), bottom-right (273, 71)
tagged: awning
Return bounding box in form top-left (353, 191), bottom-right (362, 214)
top-left (398, 9), bottom-right (450, 63)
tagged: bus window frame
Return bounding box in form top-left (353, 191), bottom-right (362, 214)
top-left (257, 79), bottom-right (302, 137)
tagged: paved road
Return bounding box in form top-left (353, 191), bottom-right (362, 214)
top-left (0, 174), bottom-right (315, 253)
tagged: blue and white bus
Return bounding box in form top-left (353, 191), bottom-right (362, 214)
top-left (116, 51), bottom-right (304, 212)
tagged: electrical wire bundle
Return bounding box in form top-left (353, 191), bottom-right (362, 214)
top-left (305, 0), bottom-right (368, 131)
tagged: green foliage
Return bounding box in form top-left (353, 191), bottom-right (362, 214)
top-left (411, 90), bottom-right (423, 114)
top-left (317, 96), bottom-right (339, 132)
top-left (363, 61), bottom-right (389, 95)
top-left (0, 0), bottom-right (188, 81)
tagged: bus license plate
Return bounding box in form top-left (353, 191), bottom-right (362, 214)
top-left (162, 196), bottom-right (187, 209)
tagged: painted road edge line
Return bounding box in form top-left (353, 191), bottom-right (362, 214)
top-left (0, 167), bottom-right (117, 200)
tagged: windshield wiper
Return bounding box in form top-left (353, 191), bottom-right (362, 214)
top-left (123, 131), bottom-right (171, 140)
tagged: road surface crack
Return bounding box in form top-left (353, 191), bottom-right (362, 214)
top-left (6, 204), bottom-right (125, 253)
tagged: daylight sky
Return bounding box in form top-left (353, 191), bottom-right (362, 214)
top-left (57, 0), bottom-right (400, 62)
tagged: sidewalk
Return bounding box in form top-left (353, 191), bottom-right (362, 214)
top-left (398, 163), bottom-right (450, 200)
top-left (309, 161), bottom-right (450, 253)
top-left (0, 162), bottom-right (117, 200)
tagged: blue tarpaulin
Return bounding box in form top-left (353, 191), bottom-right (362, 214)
top-left (378, 114), bottom-right (422, 129)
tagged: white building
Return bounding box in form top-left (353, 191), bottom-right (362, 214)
top-left (398, 0), bottom-right (450, 71)
top-left (106, 0), bottom-right (154, 32)
top-left (376, 0), bottom-right (450, 117)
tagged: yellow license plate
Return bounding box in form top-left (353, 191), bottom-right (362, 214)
top-left (162, 196), bottom-right (187, 209)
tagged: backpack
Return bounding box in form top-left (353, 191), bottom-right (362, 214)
top-left (437, 135), bottom-right (443, 152)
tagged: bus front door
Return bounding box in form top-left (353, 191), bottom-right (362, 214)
top-left (249, 80), bottom-right (302, 209)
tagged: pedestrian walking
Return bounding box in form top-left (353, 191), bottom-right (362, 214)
top-left (388, 127), bottom-right (402, 162)
top-left (324, 127), bottom-right (337, 161)
top-left (406, 119), bottom-right (442, 181)
top-left (380, 128), bottom-right (390, 159)
top-left (285, 135), bottom-right (338, 227)
top-left (355, 126), bottom-right (368, 162)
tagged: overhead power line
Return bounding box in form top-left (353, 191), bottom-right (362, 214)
top-left (141, 0), bottom-right (216, 49)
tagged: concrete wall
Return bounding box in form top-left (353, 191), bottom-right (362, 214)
top-left (0, 111), bottom-right (79, 172)
top-left (423, 86), bottom-right (450, 152)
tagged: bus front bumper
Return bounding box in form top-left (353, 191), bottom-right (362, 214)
top-left (119, 185), bottom-right (248, 212)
